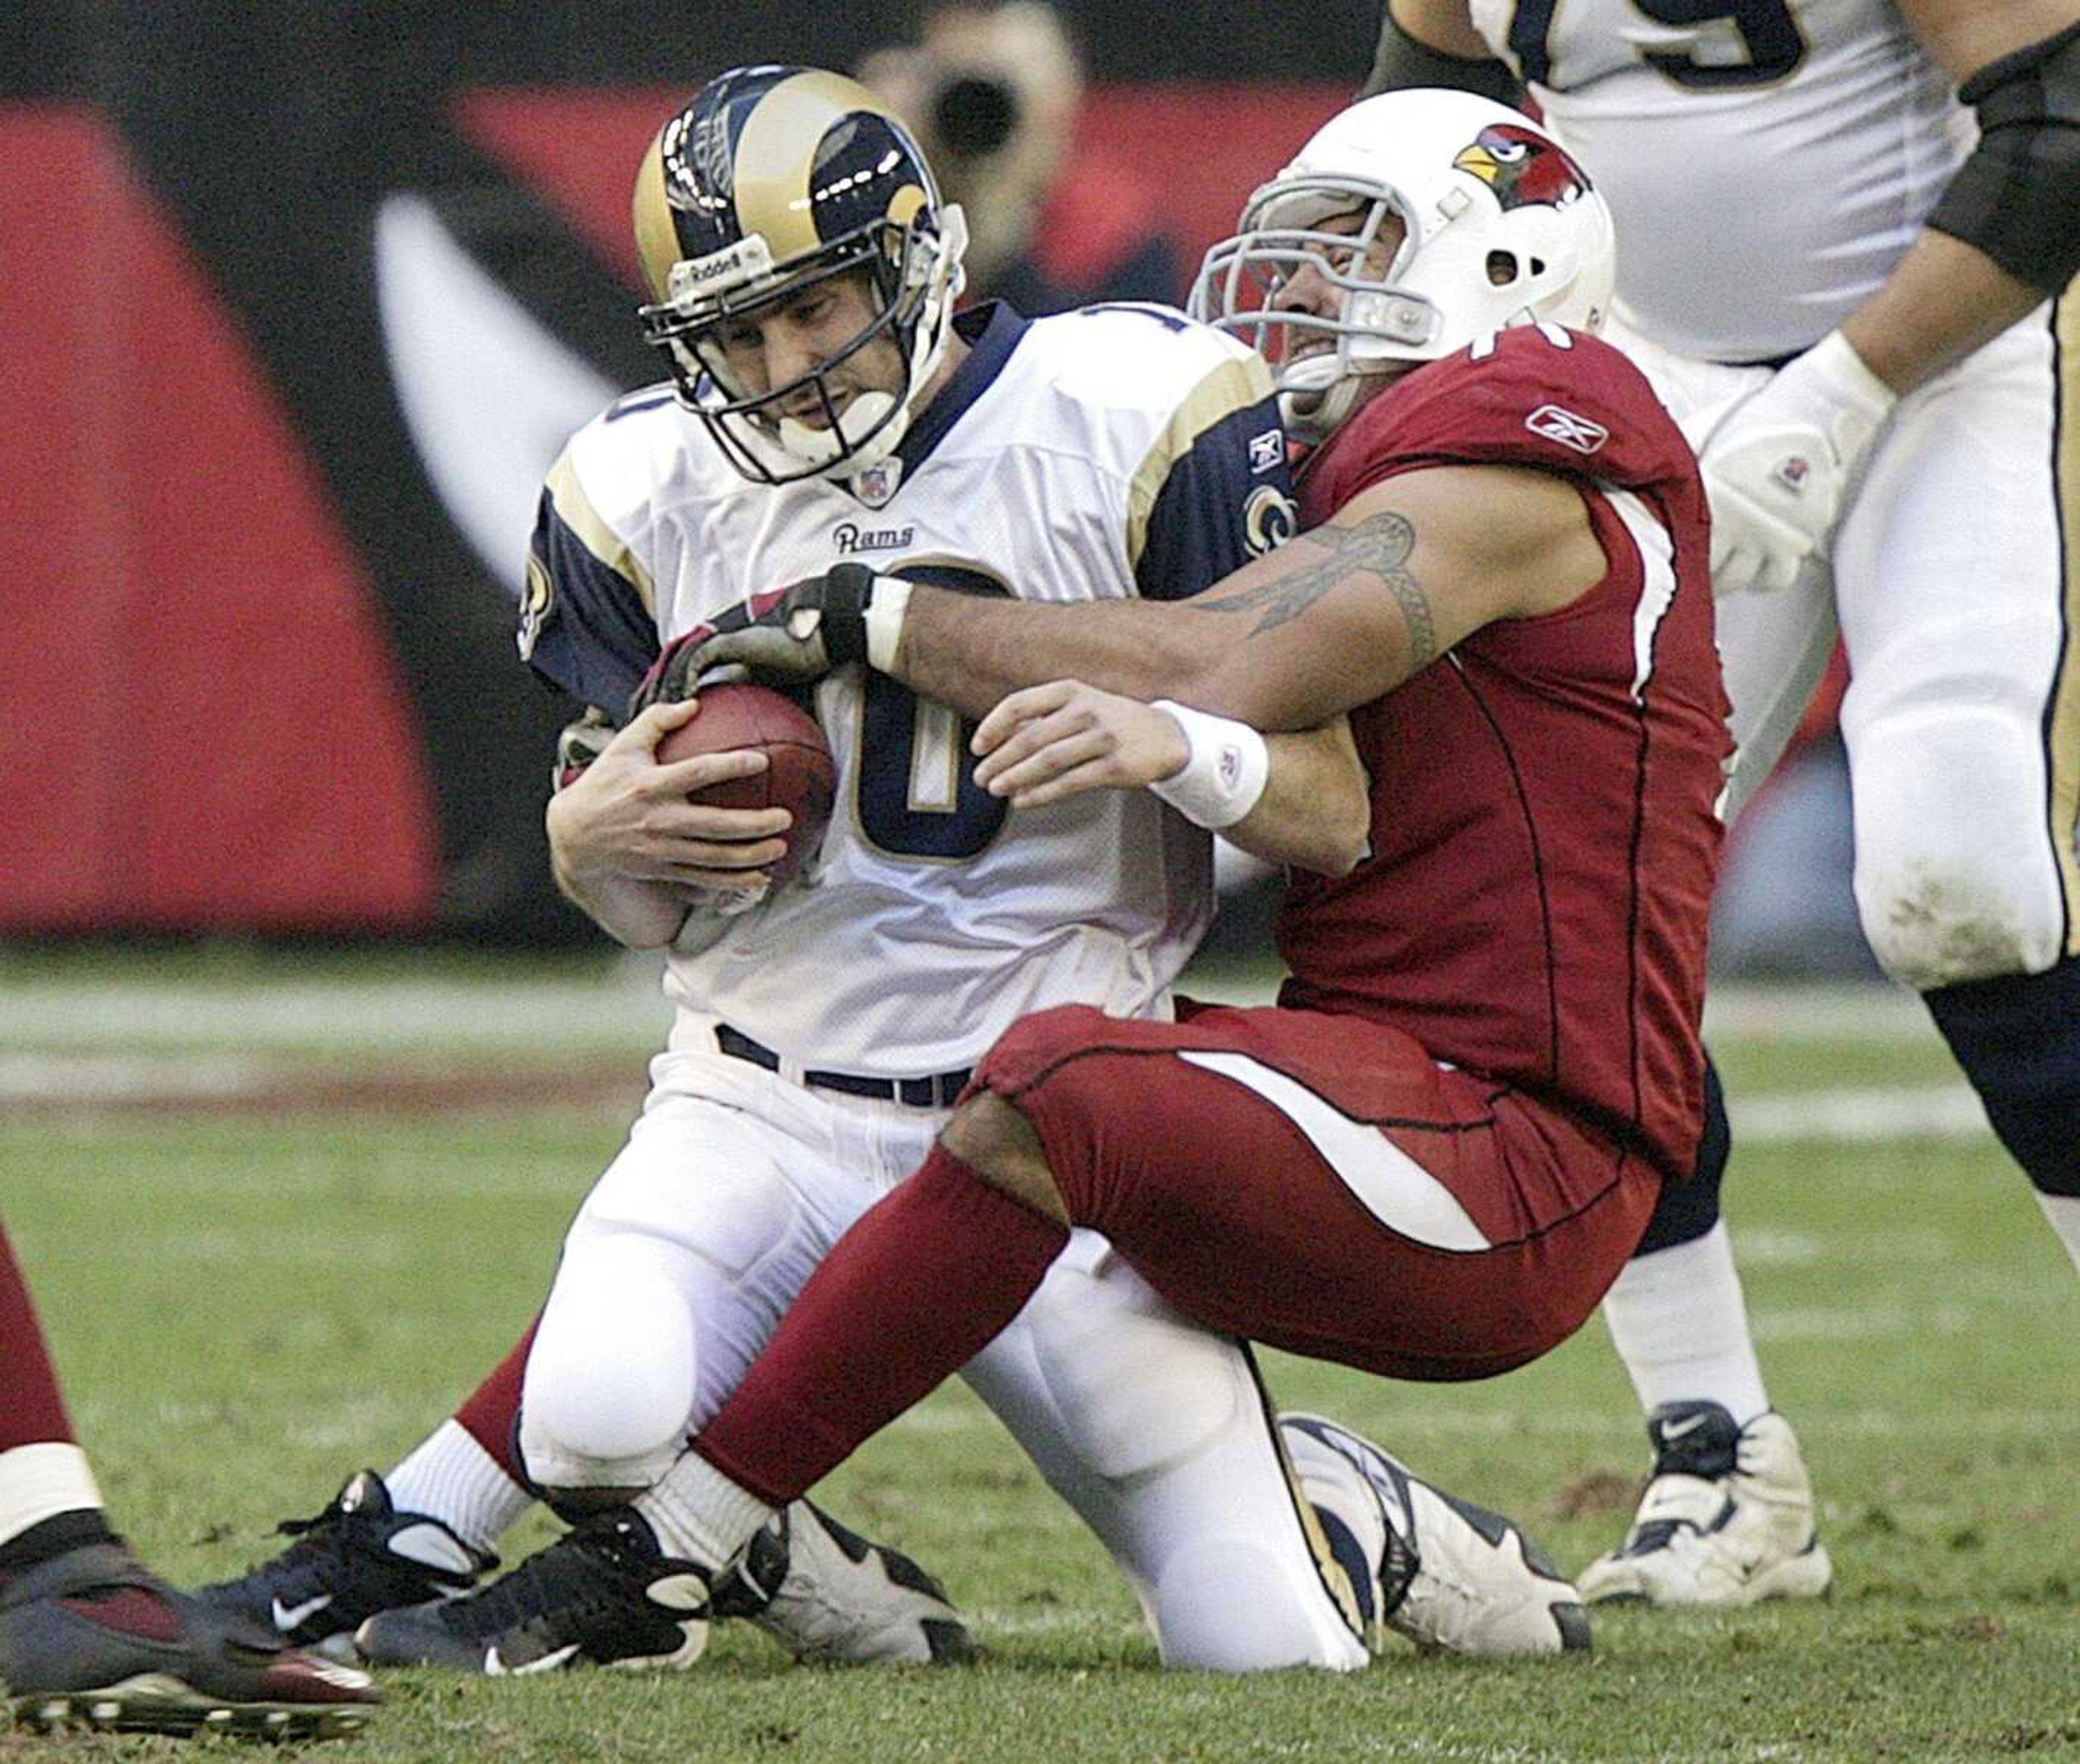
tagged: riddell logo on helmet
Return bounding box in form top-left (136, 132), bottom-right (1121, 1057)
top-left (673, 236), bottom-right (776, 300)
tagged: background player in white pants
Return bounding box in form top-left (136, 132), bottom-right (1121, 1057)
top-left (231, 66), bottom-right (1582, 1679)
top-left (1367, 0), bottom-right (2080, 1605)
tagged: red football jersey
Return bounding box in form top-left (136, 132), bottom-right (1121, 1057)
top-left (1278, 324), bottom-right (1732, 1182)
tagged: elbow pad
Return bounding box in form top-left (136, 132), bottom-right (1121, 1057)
top-left (1362, 4), bottom-right (1524, 106)
top-left (1926, 21), bottom-right (2080, 294)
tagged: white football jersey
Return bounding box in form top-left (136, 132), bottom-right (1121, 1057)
top-left (1468, 0), bottom-right (1971, 361)
top-left (521, 303), bottom-right (1294, 1076)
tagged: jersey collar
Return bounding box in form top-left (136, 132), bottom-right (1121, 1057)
top-left (888, 302), bottom-right (1030, 480)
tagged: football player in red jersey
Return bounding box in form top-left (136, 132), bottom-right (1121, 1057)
top-left (0, 1222), bottom-right (378, 1738)
top-left (605, 87), bottom-right (1734, 1629)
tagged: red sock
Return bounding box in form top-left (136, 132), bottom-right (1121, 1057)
top-left (0, 1224), bottom-right (76, 1452)
top-left (696, 1147), bottom-right (1065, 1505)
top-left (453, 1316), bottom-right (538, 1486)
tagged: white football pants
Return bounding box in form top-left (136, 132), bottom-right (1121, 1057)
top-left (1610, 310), bottom-right (2078, 991)
top-left (518, 1034), bottom-right (1366, 1672)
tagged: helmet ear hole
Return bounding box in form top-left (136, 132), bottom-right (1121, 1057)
top-left (1485, 250), bottom-right (1519, 287)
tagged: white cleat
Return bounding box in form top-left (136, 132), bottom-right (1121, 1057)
top-left (713, 1500), bottom-right (977, 1665)
top-left (1280, 1414), bottom-right (1590, 1658)
top-left (1579, 1403), bottom-right (1832, 1607)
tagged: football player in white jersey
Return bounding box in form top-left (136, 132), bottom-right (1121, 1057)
top-left (207, 66), bottom-right (1589, 1677)
top-left (1366, 0), bottom-right (2080, 1606)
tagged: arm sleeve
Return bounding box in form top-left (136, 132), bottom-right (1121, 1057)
top-left (1925, 21), bottom-right (2080, 295)
top-left (1362, 3), bottom-right (1524, 105)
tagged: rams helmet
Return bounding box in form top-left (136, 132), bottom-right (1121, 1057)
top-left (634, 65), bottom-right (968, 484)
top-left (1191, 90), bottom-right (1615, 442)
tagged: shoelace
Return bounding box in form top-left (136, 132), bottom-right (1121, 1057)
top-left (433, 1520), bottom-right (654, 1642)
top-left (227, 1498), bottom-right (379, 1589)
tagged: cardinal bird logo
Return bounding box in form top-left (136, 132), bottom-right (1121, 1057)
top-left (1452, 125), bottom-right (1592, 212)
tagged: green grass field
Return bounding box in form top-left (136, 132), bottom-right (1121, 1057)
top-left (3, 946), bottom-right (2075, 1761)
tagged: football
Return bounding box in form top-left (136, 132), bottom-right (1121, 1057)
top-left (655, 682), bottom-right (837, 888)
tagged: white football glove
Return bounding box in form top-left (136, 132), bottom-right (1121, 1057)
top-left (1698, 330), bottom-right (1896, 597)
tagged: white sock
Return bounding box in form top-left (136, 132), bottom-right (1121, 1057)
top-left (1600, 1221), bottom-right (1771, 1425)
top-left (635, 1451), bottom-right (774, 1570)
top-left (0, 1442), bottom-right (103, 1551)
top-left (385, 1421), bottom-right (532, 1553)
top-left (2037, 1191), bottom-right (2080, 1274)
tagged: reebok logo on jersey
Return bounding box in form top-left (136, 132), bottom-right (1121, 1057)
top-left (1525, 404), bottom-right (1608, 455)
top-left (1248, 428), bottom-right (1285, 474)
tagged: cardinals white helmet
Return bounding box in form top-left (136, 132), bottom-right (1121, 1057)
top-left (1191, 89), bottom-right (1616, 441)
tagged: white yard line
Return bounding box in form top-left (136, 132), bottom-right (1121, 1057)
top-left (0, 1052), bottom-right (1986, 1143)
top-left (1730, 1084), bottom-right (1986, 1142)
top-left (0, 970), bottom-right (1968, 1132)
top-left (1702, 981), bottom-right (1935, 1044)
top-left (3, 961), bottom-right (671, 1052)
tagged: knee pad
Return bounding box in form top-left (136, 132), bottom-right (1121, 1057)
top-left (1924, 953), bottom-right (2080, 1196)
top-left (1150, 1534), bottom-right (1367, 1672)
top-left (519, 1249), bottom-right (698, 1493)
top-left (1633, 1053), bottom-right (1729, 1256)
top-left (1025, 1241), bottom-right (1246, 1483)
top-left (1846, 708), bottom-right (2064, 987)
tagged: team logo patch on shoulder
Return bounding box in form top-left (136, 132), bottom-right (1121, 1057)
top-left (1248, 428), bottom-right (1286, 476)
top-left (1244, 484), bottom-right (1298, 556)
top-left (517, 553), bottom-right (556, 659)
top-left (1525, 404), bottom-right (1609, 456)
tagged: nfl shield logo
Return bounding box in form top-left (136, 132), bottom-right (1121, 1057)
top-left (854, 460), bottom-right (902, 507)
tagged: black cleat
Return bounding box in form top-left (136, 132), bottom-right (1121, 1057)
top-left (194, 1469), bottom-right (495, 1659)
top-left (355, 1509), bottom-right (712, 1674)
top-left (2, 1540), bottom-right (378, 1740)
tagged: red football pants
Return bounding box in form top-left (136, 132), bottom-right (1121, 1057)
top-left (987, 1002), bottom-right (1661, 1381)
top-left (696, 1003), bottom-right (1662, 1506)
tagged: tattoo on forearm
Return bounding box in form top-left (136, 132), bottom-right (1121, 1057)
top-left (1193, 512), bottom-right (1437, 668)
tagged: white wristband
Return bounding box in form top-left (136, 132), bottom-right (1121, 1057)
top-left (1147, 700), bottom-right (1270, 830)
top-left (863, 577), bottom-right (913, 672)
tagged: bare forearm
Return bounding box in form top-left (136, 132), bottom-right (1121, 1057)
top-left (894, 517), bottom-right (1435, 733)
top-left (1840, 231), bottom-right (2047, 394)
top-left (1225, 721), bottom-right (1371, 877)
top-left (891, 588), bottom-right (1232, 721)
top-left (549, 841), bottom-right (688, 949)
top-left (553, 865), bottom-right (688, 948)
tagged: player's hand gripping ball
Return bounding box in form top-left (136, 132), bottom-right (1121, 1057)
top-left (655, 684), bottom-right (837, 889)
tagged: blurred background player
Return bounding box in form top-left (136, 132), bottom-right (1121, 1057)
top-left (0, 1222), bottom-right (378, 1739)
top-left (626, 86), bottom-right (1728, 1651)
top-left (1364, 0), bottom-right (2080, 1606)
top-left (206, 64), bottom-right (1578, 1678)
top-left (856, 1), bottom-right (1185, 311)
